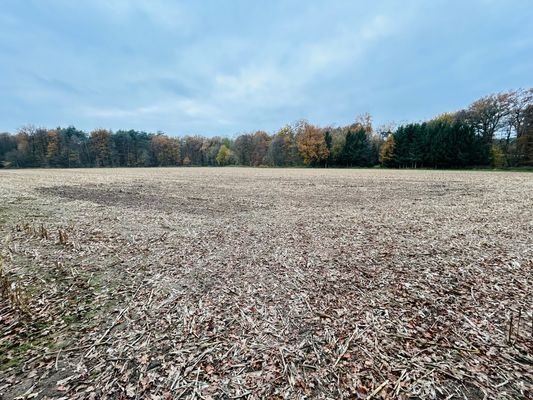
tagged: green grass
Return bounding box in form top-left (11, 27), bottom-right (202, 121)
top-left (0, 339), bottom-right (48, 370)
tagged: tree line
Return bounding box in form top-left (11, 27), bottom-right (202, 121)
top-left (1, 88), bottom-right (531, 169)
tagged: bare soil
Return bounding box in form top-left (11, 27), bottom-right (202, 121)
top-left (0, 168), bottom-right (531, 399)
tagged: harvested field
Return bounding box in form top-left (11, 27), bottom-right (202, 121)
top-left (0, 168), bottom-right (531, 399)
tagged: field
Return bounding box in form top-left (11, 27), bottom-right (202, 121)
top-left (0, 168), bottom-right (531, 399)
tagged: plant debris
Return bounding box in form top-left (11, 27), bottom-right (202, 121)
top-left (0, 168), bottom-right (532, 399)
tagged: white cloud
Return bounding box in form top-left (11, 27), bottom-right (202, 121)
top-left (79, 8), bottom-right (406, 133)
top-left (208, 13), bottom-right (400, 112)
top-left (83, 97), bottom-right (226, 124)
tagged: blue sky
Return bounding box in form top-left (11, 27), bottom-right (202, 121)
top-left (1, 1), bottom-right (532, 136)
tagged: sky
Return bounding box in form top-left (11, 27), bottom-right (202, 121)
top-left (0, 1), bottom-right (532, 136)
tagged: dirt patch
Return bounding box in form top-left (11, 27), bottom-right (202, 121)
top-left (36, 184), bottom-right (258, 216)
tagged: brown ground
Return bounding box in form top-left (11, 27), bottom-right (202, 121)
top-left (0, 168), bottom-right (531, 399)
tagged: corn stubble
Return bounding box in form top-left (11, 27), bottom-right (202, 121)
top-left (0, 168), bottom-right (531, 399)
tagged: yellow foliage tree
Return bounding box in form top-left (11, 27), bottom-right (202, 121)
top-left (297, 124), bottom-right (329, 166)
top-left (379, 134), bottom-right (396, 167)
top-left (46, 129), bottom-right (60, 165)
top-left (216, 144), bottom-right (233, 166)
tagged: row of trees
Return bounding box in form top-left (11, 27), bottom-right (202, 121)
top-left (381, 88), bottom-right (533, 168)
top-left (1, 88), bottom-right (532, 169)
top-left (0, 116), bottom-right (381, 169)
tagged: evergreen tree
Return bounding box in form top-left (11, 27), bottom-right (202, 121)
top-left (341, 128), bottom-right (371, 167)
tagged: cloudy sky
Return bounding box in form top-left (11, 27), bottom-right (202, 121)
top-left (1, 0), bottom-right (532, 136)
